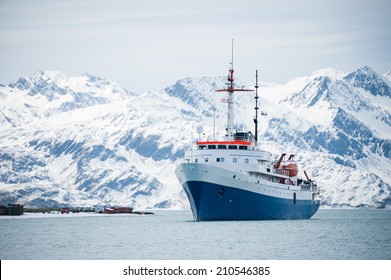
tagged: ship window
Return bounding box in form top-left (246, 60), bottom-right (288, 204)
top-left (233, 158), bottom-right (237, 163)
top-left (218, 145), bottom-right (227, 149)
top-left (205, 158), bottom-right (209, 162)
top-left (208, 145), bottom-right (216, 149)
top-left (199, 145), bottom-right (206, 150)
top-left (245, 158), bottom-right (249, 164)
top-left (221, 157), bottom-right (225, 162)
top-left (228, 145), bottom-right (237, 149)
top-left (234, 132), bottom-right (249, 141)
top-left (239, 145), bottom-right (248, 150)
top-left (195, 159), bottom-right (198, 163)
top-left (185, 159), bottom-right (190, 163)
top-left (216, 158), bottom-right (220, 162)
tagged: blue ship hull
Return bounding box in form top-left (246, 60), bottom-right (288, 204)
top-left (182, 180), bottom-right (320, 221)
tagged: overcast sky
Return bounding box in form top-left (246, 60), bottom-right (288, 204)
top-left (0, 0), bottom-right (390, 93)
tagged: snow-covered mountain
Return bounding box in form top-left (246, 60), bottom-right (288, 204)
top-left (0, 67), bottom-right (390, 209)
top-left (1, 70), bottom-right (135, 128)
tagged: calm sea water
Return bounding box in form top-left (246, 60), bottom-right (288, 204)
top-left (0, 209), bottom-right (390, 260)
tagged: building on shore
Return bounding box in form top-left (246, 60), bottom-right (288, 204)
top-left (0, 204), bottom-right (24, 216)
top-left (60, 207), bottom-right (70, 214)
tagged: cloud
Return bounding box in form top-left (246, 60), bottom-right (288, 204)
top-left (0, 0), bottom-right (390, 92)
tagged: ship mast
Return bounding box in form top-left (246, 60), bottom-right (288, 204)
top-left (215, 40), bottom-right (254, 141)
top-left (254, 70), bottom-right (259, 145)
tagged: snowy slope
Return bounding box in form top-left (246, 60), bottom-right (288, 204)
top-left (0, 70), bottom-right (134, 128)
top-left (0, 67), bottom-right (390, 209)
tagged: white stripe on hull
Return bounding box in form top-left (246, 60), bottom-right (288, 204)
top-left (176, 163), bottom-right (318, 202)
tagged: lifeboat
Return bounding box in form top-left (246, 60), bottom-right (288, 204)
top-left (282, 161), bottom-right (298, 177)
top-left (274, 153), bottom-right (298, 177)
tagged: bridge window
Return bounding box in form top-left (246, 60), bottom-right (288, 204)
top-left (228, 145), bottom-right (237, 149)
top-left (208, 145), bottom-right (216, 149)
top-left (198, 145), bottom-right (206, 150)
top-left (218, 145), bottom-right (227, 149)
top-left (239, 146), bottom-right (248, 150)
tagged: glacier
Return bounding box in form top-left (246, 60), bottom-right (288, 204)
top-left (0, 67), bottom-right (390, 209)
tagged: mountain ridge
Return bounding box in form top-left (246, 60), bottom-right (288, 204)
top-left (0, 66), bottom-right (390, 209)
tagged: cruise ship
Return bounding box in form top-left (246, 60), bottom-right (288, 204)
top-left (175, 58), bottom-right (320, 221)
